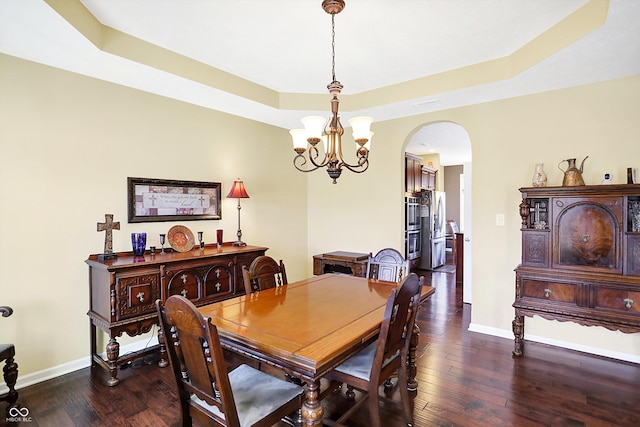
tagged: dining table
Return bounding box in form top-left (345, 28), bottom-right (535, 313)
top-left (198, 273), bottom-right (435, 426)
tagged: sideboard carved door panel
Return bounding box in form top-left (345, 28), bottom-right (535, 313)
top-left (203, 263), bottom-right (233, 297)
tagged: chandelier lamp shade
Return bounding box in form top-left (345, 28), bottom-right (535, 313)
top-left (226, 179), bottom-right (250, 246)
top-left (290, 0), bottom-right (373, 184)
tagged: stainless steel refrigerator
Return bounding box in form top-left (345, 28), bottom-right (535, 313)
top-left (418, 190), bottom-right (446, 269)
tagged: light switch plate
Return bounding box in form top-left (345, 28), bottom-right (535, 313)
top-left (496, 213), bottom-right (505, 226)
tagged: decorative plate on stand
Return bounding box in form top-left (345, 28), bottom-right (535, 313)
top-left (167, 225), bottom-right (195, 252)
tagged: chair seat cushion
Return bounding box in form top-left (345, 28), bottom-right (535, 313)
top-left (191, 364), bottom-right (303, 427)
top-left (0, 343), bottom-right (15, 360)
top-left (333, 343), bottom-right (397, 381)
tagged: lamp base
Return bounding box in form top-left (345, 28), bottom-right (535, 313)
top-left (232, 241), bottom-right (246, 247)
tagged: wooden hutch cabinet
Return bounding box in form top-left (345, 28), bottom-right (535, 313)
top-left (86, 244), bottom-right (267, 385)
top-left (513, 184), bottom-right (640, 356)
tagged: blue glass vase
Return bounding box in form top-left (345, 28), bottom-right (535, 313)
top-left (131, 233), bottom-right (147, 256)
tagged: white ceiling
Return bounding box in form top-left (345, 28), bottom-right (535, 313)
top-left (1, 0), bottom-right (639, 165)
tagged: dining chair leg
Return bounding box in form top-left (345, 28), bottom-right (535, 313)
top-left (407, 323), bottom-right (420, 391)
top-left (367, 386), bottom-right (382, 427)
top-left (345, 385), bottom-right (356, 399)
top-left (398, 363), bottom-right (414, 426)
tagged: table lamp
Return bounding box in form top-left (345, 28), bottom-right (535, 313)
top-left (227, 178), bottom-right (250, 246)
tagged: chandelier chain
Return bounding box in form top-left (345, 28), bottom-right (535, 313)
top-left (331, 14), bottom-right (336, 83)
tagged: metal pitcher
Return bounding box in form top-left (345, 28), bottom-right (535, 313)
top-left (558, 156), bottom-right (588, 186)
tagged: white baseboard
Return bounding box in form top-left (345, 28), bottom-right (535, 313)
top-left (0, 337), bottom-right (159, 394)
top-left (468, 322), bottom-right (640, 364)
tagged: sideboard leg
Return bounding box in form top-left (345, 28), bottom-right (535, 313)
top-left (512, 315), bottom-right (524, 357)
top-left (105, 338), bottom-right (120, 386)
top-left (90, 321), bottom-right (98, 368)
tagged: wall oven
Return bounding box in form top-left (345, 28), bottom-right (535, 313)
top-left (406, 196), bottom-right (421, 260)
top-left (406, 197), bottom-right (420, 231)
top-left (406, 230), bottom-right (421, 260)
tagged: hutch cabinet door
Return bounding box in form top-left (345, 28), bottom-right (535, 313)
top-left (553, 196), bottom-right (623, 273)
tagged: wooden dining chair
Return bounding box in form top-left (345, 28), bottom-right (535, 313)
top-left (366, 248), bottom-right (410, 283)
top-left (156, 295), bottom-right (303, 427)
top-left (242, 256), bottom-right (287, 295)
top-left (323, 273), bottom-right (423, 427)
top-left (0, 306), bottom-right (19, 412)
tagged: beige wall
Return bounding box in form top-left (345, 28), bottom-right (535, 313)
top-left (1, 53), bottom-right (639, 381)
top-left (0, 55), bottom-right (308, 376)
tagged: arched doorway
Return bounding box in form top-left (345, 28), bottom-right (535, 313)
top-left (404, 121), bottom-right (473, 303)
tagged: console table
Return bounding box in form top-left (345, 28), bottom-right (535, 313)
top-left (313, 251), bottom-right (369, 277)
top-left (86, 243), bottom-right (267, 385)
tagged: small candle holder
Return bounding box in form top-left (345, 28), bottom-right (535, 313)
top-left (159, 233), bottom-right (166, 254)
top-left (198, 231), bottom-right (204, 249)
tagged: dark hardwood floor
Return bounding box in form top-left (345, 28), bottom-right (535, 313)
top-left (5, 258), bottom-right (640, 426)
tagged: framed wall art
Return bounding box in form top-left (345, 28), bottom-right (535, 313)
top-left (128, 177), bottom-right (222, 223)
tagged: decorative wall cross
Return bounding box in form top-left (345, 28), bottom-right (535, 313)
top-left (97, 214), bottom-right (120, 259)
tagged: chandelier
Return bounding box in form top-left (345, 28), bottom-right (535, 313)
top-left (289, 0), bottom-right (373, 184)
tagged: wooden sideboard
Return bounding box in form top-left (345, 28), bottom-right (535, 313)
top-left (86, 244), bottom-right (267, 385)
top-left (513, 184), bottom-right (640, 357)
top-left (313, 251), bottom-right (369, 277)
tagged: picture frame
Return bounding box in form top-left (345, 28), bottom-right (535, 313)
top-left (128, 177), bottom-right (222, 223)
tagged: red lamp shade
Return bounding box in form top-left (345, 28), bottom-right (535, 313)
top-left (227, 179), bottom-right (250, 199)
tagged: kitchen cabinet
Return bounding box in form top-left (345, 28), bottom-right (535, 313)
top-left (421, 166), bottom-right (437, 190)
top-left (405, 153), bottom-right (422, 196)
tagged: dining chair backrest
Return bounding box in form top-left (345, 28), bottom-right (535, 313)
top-left (157, 295), bottom-right (240, 426)
top-left (242, 256), bottom-right (287, 294)
top-left (322, 273), bottom-right (424, 427)
top-left (366, 248), bottom-right (410, 283)
top-left (375, 273), bottom-right (423, 377)
top-left (156, 295), bottom-right (303, 427)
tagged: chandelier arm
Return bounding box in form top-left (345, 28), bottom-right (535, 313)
top-left (308, 145), bottom-right (330, 168)
top-left (294, 154), bottom-right (323, 173)
top-left (339, 152), bottom-right (370, 173)
top-left (341, 162), bottom-right (369, 174)
top-left (293, 145), bottom-right (330, 172)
